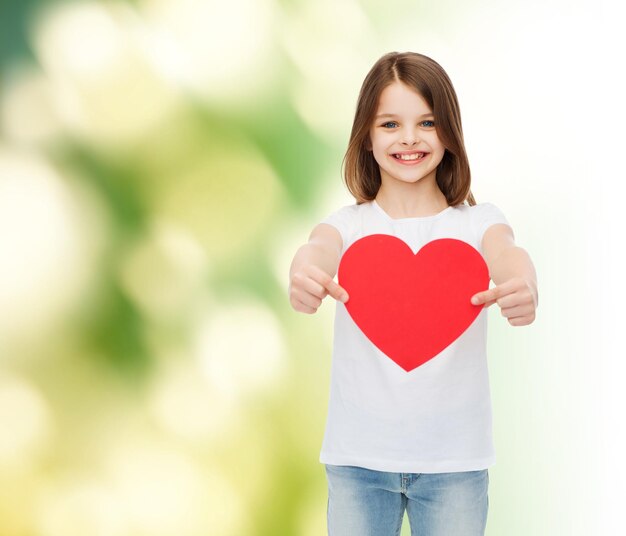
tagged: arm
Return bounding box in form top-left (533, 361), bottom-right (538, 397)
top-left (290, 224), bottom-right (343, 281)
top-left (470, 223), bottom-right (539, 326)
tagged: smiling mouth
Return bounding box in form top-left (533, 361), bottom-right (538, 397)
top-left (392, 152), bottom-right (428, 161)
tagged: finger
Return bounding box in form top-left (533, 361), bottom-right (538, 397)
top-left (501, 304), bottom-right (534, 318)
top-left (300, 276), bottom-right (328, 300)
top-left (471, 288), bottom-right (497, 306)
top-left (493, 294), bottom-right (519, 309)
top-left (292, 298), bottom-right (317, 314)
top-left (494, 288), bottom-right (536, 310)
top-left (291, 289), bottom-right (322, 310)
top-left (310, 266), bottom-right (349, 302)
top-left (508, 313), bottom-right (535, 326)
top-left (481, 297), bottom-right (497, 308)
top-left (471, 282), bottom-right (514, 306)
top-left (326, 279), bottom-right (349, 302)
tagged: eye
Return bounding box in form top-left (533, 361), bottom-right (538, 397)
top-left (380, 120), bottom-right (435, 129)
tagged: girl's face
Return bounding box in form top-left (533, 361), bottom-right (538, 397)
top-left (367, 81), bottom-right (446, 188)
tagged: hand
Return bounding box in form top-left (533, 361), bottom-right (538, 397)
top-left (470, 277), bottom-right (538, 326)
top-left (289, 264), bottom-right (349, 314)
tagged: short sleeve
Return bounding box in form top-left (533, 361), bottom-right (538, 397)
top-left (319, 204), bottom-right (358, 250)
top-left (472, 202), bottom-right (512, 245)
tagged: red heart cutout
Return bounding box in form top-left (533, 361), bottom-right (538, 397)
top-left (338, 235), bottom-right (489, 372)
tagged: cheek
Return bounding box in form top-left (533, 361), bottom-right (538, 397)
top-left (427, 140), bottom-right (446, 162)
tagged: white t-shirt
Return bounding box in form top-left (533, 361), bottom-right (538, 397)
top-left (318, 199), bottom-right (511, 473)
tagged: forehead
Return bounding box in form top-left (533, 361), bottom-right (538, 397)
top-left (376, 81), bottom-right (431, 114)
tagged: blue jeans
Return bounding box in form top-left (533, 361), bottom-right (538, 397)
top-left (325, 464), bottom-right (489, 536)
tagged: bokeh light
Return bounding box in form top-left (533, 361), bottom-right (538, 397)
top-left (0, 149), bottom-right (108, 347)
top-left (195, 296), bottom-right (287, 401)
top-left (0, 375), bottom-right (53, 469)
top-left (117, 218), bottom-right (209, 321)
top-left (139, 0), bottom-right (278, 104)
top-left (31, 1), bottom-right (179, 149)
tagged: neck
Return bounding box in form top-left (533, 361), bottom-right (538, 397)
top-left (375, 180), bottom-right (449, 219)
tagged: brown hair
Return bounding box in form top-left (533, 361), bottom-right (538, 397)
top-left (342, 51), bottom-right (476, 206)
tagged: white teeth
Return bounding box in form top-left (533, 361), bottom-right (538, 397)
top-left (394, 153), bottom-right (425, 161)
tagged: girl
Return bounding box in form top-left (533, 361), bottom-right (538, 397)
top-left (288, 51), bottom-right (538, 536)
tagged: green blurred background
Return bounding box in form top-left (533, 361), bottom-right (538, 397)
top-left (0, 0), bottom-right (620, 534)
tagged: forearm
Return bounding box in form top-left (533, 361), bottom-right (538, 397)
top-left (289, 242), bottom-right (341, 281)
top-left (489, 246), bottom-right (539, 306)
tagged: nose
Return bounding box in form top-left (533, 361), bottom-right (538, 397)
top-left (400, 127), bottom-right (420, 145)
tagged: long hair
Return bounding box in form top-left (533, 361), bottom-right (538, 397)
top-left (342, 51), bottom-right (476, 206)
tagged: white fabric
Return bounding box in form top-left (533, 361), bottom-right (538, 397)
top-left (318, 200), bottom-right (511, 473)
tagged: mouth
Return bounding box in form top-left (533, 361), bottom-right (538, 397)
top-left (391, 152), bottom-right (429, 164)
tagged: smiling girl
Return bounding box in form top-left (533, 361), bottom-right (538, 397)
top-left (288, 51), bottom-right (538, 536)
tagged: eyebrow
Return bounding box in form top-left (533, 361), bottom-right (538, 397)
top-left (375, 112), bottom-right (434, 119)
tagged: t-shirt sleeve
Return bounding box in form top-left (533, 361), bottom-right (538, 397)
top-left (319, 204), bottom-right (356, 251)
top-left (473, 202), bottom-right (512, 246)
